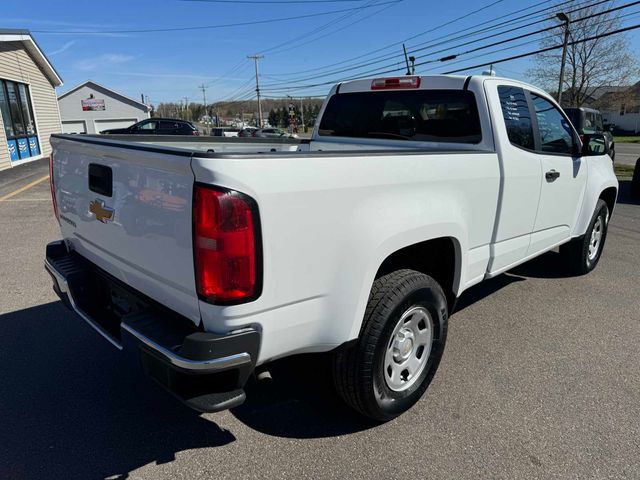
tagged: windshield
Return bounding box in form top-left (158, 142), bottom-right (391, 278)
top-left (318, 89), bottom-right (482, 143)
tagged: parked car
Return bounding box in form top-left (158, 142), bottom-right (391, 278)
top-left (252, 128), bottom-right (298, 138)
top-left (47, 75), bottom-right (617, 421)
top-left (238, 127), bottom-right (258, 137)
top-left (564, 107), bottom-right (615, 161)
top-left (210, 128), bottom-right (240, 137)
top-left (100, 118), bottom-right (200, 136)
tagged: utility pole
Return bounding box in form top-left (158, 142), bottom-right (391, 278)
top-left (247, 55), bottom-right (264, 127)
top-left (300, 97), bottom-right (304, 132)
top-left (402, 44), bottom-right (411, 75)
top-left (199, 84), bottom-right (208, 132)
top-left (556, 12), bottom-right (571, 107)
top-left (183, 97), bottom-right (189, 121)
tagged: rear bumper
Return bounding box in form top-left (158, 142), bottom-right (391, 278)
top-left (44, 240), bottom-right (260, 413)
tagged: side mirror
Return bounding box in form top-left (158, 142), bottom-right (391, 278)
top-left (581, 133), bottom-right (607, 156)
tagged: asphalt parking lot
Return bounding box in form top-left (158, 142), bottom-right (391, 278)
top-left (1, 159), bottom-right (639, 479)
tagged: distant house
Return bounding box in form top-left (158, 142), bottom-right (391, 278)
top-left (596, 82), bottom-right (640, 133)
top-left (0, 29), bottom-right (63, 171)
top-left (57, 80), bottom-right (151, 134)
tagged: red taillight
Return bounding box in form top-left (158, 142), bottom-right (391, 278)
top-left (48, 153), bottom-right (60, 222)
top-left (371, 76), bottom-right (421, 90)
top-left (192, 130), bottom-right (200, 136)
top-left (193, 185), bottom-right (259, 303)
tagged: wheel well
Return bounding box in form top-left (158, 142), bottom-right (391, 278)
top-left (599, 187), bottom-right (617, 214)
top-left (375, 237), bottom-right (458, 311)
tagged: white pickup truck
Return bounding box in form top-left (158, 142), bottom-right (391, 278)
top-left (46, 75), bottom-right (618, 421)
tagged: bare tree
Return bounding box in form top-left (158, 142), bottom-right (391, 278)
top-left (527, 1), bottom-right (639, 107)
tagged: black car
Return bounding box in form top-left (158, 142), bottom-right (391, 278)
top-left (100, 118), bottom-right (200, 136)
top-left (564, 107), bottom-right (615, 161)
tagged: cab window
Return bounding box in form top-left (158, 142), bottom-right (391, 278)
top-left (497, 86), bottom-right (534, 150)
top-left (136, 121), bottom-right (157, 131)
top-left (530, 94), bottom-right (576, 155)
top-left (318, 90), bottom-right (482, 144)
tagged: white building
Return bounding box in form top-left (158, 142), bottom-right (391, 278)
top-left (57, 80), bottom-right (151, 134)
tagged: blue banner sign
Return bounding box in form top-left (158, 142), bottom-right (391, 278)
top-left (28, 136), bottom-right (40, 156)
top-left (17, 138), bottom-right (30, 159)
top-left (7, 140), bottom-right (19, 162)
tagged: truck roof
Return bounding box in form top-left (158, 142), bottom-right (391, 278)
top-left (333, 74), bottom-right (545, 96)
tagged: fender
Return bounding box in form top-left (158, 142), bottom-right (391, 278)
top-left (345, 225), bottom-right (466, 341)
top-left (573, 155), bottom-right (619, 237)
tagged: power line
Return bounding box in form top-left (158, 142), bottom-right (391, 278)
top-left (264, 0), bottom-right (598, 81)
top-left (257, 0), bottom-right (402, 55)
top-left (442, 23), bottom-right (640, 74)
top-left (32, 2), bottom-right (399, 34)
top-left (261, 0), bottom-right (603, 85)
top-left (205, 59), bottom-right (250, 87)
top-left (264, 0), bottom-right (515, 78)
top-left (182, 0), bottom-right (370, 3)
top-left (260, 0), bottom-right (627, 89)
top-left (260, 7), bottom-right (640, 93)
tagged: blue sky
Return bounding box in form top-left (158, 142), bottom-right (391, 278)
top-left (3, 0), bottom-right (640, 104)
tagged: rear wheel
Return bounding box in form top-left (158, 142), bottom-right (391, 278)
top-left (560, 199), bottom-right (609, 275)
top-left (333, 269), bottom-right (448, 421)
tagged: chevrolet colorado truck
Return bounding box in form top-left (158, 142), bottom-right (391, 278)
top-left (45, 75), bottom-right (618, 421)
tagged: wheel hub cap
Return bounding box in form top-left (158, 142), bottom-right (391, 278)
top-left (393, 329), bottom-right (415, 361)
top-left (588, 217), bottom-right (603, 262)
top-left (384, 306), bottom-right (434, 392)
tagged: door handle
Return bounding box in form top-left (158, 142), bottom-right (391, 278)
top-left (545, 169), bottom-right (560, 181)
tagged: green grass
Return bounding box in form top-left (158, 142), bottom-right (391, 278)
top-left (614, 136), bottom-right (640, 143)
top-left (615, 164), bottom-right (635, 178)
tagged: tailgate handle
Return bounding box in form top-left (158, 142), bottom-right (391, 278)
top-left (88, 164), bottom-right (113, 197)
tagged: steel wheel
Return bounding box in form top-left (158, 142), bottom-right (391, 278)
top-left (384, 306), bottom-right (433, 392)
top-left (588, 216), bottom-right (603, 262)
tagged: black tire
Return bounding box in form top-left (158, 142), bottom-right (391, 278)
top-left (332, 269), bottom-right (448, 421)
top-left (560, 199), bottom-right (609, 275)
top-left (631, 158), bottom-right (640, 200)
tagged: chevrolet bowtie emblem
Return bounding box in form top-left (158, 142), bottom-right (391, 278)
top-left (89, 199), bottom-right (114, 223)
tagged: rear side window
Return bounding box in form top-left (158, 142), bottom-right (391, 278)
top-left (498, 86), bottom-right (534, 150)
top-left (318, 90), bottom-right (482, 144)
top-left (531, 94), bottom-right (575, 155)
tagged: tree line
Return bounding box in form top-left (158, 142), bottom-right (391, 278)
top-left (153, 98), bottom-right (324, 128)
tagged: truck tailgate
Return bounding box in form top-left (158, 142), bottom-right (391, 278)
top-left (51, 136), bottom-right (200, 325)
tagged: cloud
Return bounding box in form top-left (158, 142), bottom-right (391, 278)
top-left (74, 53), bottom-right (136, 71)
top-left (48, 40), bottom-right (76, 56)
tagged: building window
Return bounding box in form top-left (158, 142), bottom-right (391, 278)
top-left (0, 79), bottom-right (40, 162)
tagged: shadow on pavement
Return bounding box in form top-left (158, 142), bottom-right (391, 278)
top-left (0, 301), bottom-right (234, 480)
top-left (456, 247), bottom-right (584, 312)
top-left (0, 243), bottom-right (606, 475)
top-left (231, 354), bottom-right (378, 438)
top-left (0, 301), bottom-right (378, 479)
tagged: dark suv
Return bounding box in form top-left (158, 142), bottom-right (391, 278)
top-left (564, 107), bottom-right (615, 161)
top-left (100, 118), bottom-right (200, 135)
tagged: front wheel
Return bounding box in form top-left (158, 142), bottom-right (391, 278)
top-left (332, 269), bottom-right (448, 421)
top-left (560, 199), bottom-right (609, 275)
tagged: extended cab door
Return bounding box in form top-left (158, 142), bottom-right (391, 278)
top-left (484, 81), bottom-right (542, 274)
top-left (526, 93), bottom-right (587, 254)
